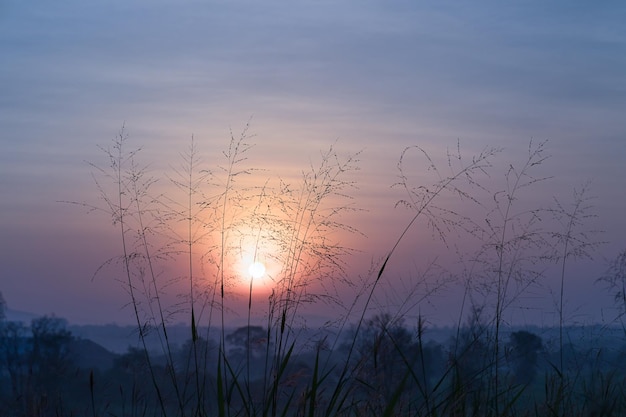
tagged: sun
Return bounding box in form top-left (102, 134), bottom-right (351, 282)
top-left (248, 261), bottom-right (266, 279)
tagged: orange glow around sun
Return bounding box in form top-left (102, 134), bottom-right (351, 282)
top-left (233, 232), bottom-right (282, 292)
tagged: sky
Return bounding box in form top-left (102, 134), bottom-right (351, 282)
top-left (1, 0), bottom-right (625, 328)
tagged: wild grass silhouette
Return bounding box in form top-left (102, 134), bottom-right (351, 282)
top-left (5, 123), bottom-right (624, 417)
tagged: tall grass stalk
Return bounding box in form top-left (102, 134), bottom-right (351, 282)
top-left (549, 185), bottom-right (601, 368)
top-left (90, 125), bottom-right (168, 414)
top-left (167, 135), bottom-right (215, 414)
top-left (488, 140), bottom-right (550, 414)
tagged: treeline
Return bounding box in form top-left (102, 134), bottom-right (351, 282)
top-left (2, 313), bottom-right (626, 416)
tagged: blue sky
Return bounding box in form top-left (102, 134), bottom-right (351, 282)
top-left (1, 1), bottom-right (625, 326)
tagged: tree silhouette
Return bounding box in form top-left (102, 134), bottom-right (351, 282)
top-left (451, 306), bottom-right (492, 393)
top-left (29, 316), bottom-right (73, 376)
top-left (28, 316), bottom-right (74, 411)
top-left (352, 314), bottom-right (417, 411)
top-left (0, 321), bottom-right (28, 404)
top-left (226, 325), bottom-right (268, 362)
top-left (508, 330), bottom-right (543, 385)
top-left (0, 316), bottom-right (75, 416)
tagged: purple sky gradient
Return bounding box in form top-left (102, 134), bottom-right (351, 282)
top-left (1, 1), bottom-right (625, 327)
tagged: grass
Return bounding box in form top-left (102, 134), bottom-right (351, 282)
top-left (15, 123), bottom-right (623, 417)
